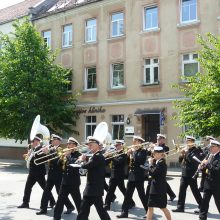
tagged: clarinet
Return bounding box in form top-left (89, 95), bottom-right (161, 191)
top-left (192, 154), bottom-right (212, 179)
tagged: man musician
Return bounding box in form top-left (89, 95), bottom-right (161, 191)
top-left (117, 135), bottom-right (148, 218)
top-left (53, 137), bottom-right (82, 220)
top-left (18, 136), bottom-right (54, 208)
top-left (36, 134), bottom-right (74, 215)
top-left (104, 140), bottom-right (135, 211)
top-left (199, 139), bottom-right (220, 220)
top-left (76, 136), bottom-right (111, 220)
top-left (172, 135), bottom-right (203, 213)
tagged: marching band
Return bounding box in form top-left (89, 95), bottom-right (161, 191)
top-left (16, 118), bottom-right (220, 220)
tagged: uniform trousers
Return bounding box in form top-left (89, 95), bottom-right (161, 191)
top-left (177, 177), bottom-right (202, 209)
top-left (199, 188), bottom-right (220, 220)
top-left (22, 173), bottom-right (54, 205)
top-left (166, 182), bottom-right (176, 198)
top-left (76, 196), bottom-right (111, 220)
top-left (54, 184), bottom-right (81, 220)
top-left (122, 181), bottom-right (148, 212)
top-left (40, 177), bottom-right (73, 210)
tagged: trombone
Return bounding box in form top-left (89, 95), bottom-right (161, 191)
top-left (34, 147), bottom-right (78, 165)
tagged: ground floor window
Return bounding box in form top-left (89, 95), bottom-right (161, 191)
top-left (85, 116), bottom-right (96, 140)
top-left (111, 114), bottom-right (124, 140)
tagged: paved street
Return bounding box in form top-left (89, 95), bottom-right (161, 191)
top-left (0, 159), bottom-right (219, 220)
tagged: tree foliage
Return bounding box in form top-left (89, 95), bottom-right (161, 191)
top-left (0, 19), bottom-right (79, 141)
top-left (173, 33), bottom-right (220, 137)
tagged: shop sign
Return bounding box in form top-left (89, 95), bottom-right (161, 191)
top-left (77, 106), bottom-right (106, 114)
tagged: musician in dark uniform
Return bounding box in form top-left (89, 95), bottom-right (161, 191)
top-left (76, 136), bottom-right (111, 220)
top-left (147, 146), bottom-right (171, 220)
top-left (199, 136), bottom-right (215, 192)
top-left (18, 136), bottom-right (54, 208)
top-left (157, 134), bottom-right (176, 201)
top-left (172, 135), bottom-right (203, 212)
top-left (104, 140), bottom-right (135, 210)
top-left (53, 137), bottom-right (82, 220)
top-left (117, 136), bottom-right (148, 218)
top-left (199, 139), bottom-right (220, 220)
top-left (36, 134), bottom-right (74, 215)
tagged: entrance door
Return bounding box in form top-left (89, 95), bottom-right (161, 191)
top-left (144, 114), bottom-right (160, 143)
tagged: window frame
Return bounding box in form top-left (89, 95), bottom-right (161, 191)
top-left (143, 5), bottom-right (159, 31)
top-left (84, 66), bottom-right (97, 91)
top-left (62, 24), bottom-right (72, 48)
top-left (85, 18), bottom-right (97, 43)
top-left (111, 11), bottom-right (124, 38)
top-left (110, 63), bottom-right (125, 89)
top-left (182, 53), bottom-right (199, 78)
top-left (111, 115), bottom-right (125, 140)
top-left (42, 30), bottom-right (51, 48)
top-left (180, 0), bottom-right (197, 24)
top-left (85, 116), bottom-right (96, 141)
top-left (143, 58), bottom-right (159, 85)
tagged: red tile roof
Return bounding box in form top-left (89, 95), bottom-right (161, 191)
top-left (0, 0), bottom-right (44, 24)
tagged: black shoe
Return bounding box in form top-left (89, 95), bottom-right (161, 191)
top-left (104, 205), bottom-right (110, 211)
top-left (36, 209), bottom-right (47, 215)
top-left (172, 208), bottom-right (184, 212)
top-left (49, 201), bottom-right (56, 208)
top-left (168, 195), bottom-right (176, 201)
top-left (64, 207), bottom-right (74, 214)
top-left (17, 203), bottom-right (29, 208)
top-left (117, 212), bottom-right (128, 218)
top-left (194, 208), bottom-right (200, 214)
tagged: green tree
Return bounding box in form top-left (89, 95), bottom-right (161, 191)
top-left (173, 33), bottom-right (220, 137)
top-left (0, 19), bottom-right (79, 141)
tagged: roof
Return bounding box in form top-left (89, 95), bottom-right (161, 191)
top-left (33, 0), bottom-right (103, 20)
top-left (0, 0), bottom-right (44, 24)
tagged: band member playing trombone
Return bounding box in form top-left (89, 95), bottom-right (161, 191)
top-left (104, 140), bottom-right (135, 210)
top-left (36, 134), bottom-right (74, 215)
top-left (18, 136), bottom-right (54, 208)
top-left (76, 136), bottom-right (111, 220)
top-left (117, 136), bottom-right (148, 218)
top-left (147, 146), bottom-right (172, 220)
top-left (199, 139), bottom-right (220, 220)
top-left (157, 134), bottom-right (176, 201)
top-left (53, 137), bottom-right (82, 220)
top-left (172, 135), bottom-right (203, 213)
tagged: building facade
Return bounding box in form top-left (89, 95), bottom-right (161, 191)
top-left (32, 0), bottom-right (220, 165)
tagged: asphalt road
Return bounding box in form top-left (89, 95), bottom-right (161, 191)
top-left (0, 160), bottom-right (219, 220)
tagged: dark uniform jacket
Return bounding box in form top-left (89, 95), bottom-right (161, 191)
top-left (110, 150), bottom-right (127, 179)
top-left (128, 148), bottom-right (147, 182)
top-left (179, 146), bottom-right (204, 177)
top-left (81, 150), bottom-right (106, 197)
top-left (29, 145), bottom-right (46, 176)
top-left (60, 151), bottom-right (81, 186)
top-left (148, 158), bottom-right (167, 195)
top-left (47, 145), bottom-right (63, 180)
top-left (204, 152), bottom-right (220, 190)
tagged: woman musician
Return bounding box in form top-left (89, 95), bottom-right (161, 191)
top-left (53, 137), bottom-right (82, 220)
top-left (147, 146), bottom-right (172, 220)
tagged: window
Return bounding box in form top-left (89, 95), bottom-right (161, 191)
top-left (144, 58), bottom-right (159, 84)
top-left (182, 53), bottom-right (198, 77)
top-left (85, 116), bottom-right (96, 139)
top-left (62, 24), bottom-right (72, 47)
top-left (111, 12), bottom-right (124, 37)
top-left (144, 6), bottom-right (158, 30)
top-left (111, 63), bottom-right (124, 88)
top-left (42, 30), bottom-right (51, 48)
top-left (85, 18), bottom-right (96, 42)
top-left (111, 115), bottom-right (124, 140)
top-left (181, 0), bottom-right (197, 23)
top-left (85, 67), bottom-right (97, 90)
top-left (66, 71), bottom-right (72, 92)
